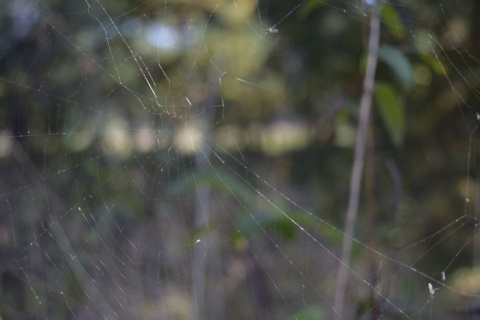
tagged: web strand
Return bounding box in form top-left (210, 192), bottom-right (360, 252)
top-left (1, 0), bottom-right (479, 319)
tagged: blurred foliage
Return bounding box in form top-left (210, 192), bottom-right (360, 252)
top-left (1, 0), bottom-right (480, 319)
top-left (374, 81), bottom-right (405, 146)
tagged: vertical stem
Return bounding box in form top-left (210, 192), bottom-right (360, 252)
top-left (475, 174), bottom-right (480, 266)
top-left (190, 67), bottom-right (222, 320)
top-left (333, 5), bottom-right (381, 319)
top-left (191, 178), bottom-right (210, 320)
top-left (365, 129), bottom-right (381, 320)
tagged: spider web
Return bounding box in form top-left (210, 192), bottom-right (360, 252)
top-left (0, 0), bottom-right (479, 319)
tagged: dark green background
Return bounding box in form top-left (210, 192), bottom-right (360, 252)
top-left (1, 0), bottom-right (480, 319)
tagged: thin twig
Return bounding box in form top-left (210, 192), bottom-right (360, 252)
top-left (333, 4), bottom-right (381, 319)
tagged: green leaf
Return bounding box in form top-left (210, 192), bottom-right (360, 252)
top-left (374, 82), bottom-right (405, 147)
top-left (381, 3), bottom-right (405, 38)
top-left (168, 167), bottom-right (256, 205)
top-left (299, 0), bottom-right (327, 18)
top-left (419, 52), bottom-right (448, 75)
top-left (170, 169), bottom-right (298, 240)
top-left (411, 31), bottom-right (448, 75)
top-left (290, 305), bottom-right (325, 320)
top-left (237, 203), bottom-right (297, 241)
top-left (378, 45), bottom-right (412, 90)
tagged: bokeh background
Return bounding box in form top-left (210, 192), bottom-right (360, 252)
top-left (1, 0), bottom-right (480, 319)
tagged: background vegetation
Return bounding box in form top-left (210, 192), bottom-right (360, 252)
top-left (1, 0), bottom-right (480, 319)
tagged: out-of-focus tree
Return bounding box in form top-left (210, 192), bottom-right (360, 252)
top-left (1, 0), bottom-right (480, 319)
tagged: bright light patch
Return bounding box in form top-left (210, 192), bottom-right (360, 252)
top-left (146, 23), bottom-right (179, 50)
